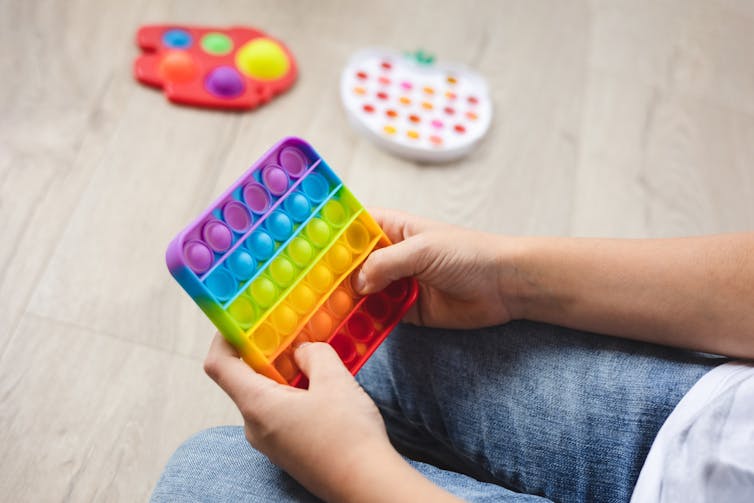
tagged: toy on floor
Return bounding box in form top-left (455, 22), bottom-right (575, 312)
top-left (166, 137), bottom-right (418, 387)
top-left (341, 49), bottom-right (492, 163)
top-left (134, 25), bottom-right (297, 110)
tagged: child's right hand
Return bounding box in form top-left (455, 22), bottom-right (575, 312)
top-left (355, 209), bottom-right (523, 329)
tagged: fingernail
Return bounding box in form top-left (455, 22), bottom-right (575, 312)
top-left (296, 342), bottom-right (311, 351)
top-left (354, 271), bottom-right (366, 293)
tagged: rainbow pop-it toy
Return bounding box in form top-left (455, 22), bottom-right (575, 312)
top-left (134, 25), bottom-right (297, 110)
top-left (167, 137), bottom-right (418, 387)
top-left (341, 49), bottom-right (492, 162)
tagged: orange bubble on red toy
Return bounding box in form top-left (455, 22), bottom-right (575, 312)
top-left (159, 50), bottom-right (198, 82)
top-left (134, 25), bottom-right (297, 110)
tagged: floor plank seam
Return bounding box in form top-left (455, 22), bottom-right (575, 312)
top-left (20, 311), bottom-right (204, 364)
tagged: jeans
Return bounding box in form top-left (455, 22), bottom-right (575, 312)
top-left (151, 321), bottom-right (724, 502)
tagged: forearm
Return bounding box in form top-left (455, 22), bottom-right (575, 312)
top-left (322, 444), bottom-right (462, 503)
top-left (504, 233), bottom-right (754, 358)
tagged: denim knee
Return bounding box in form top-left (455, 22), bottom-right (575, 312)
top-left (151, 426), bottom-right (321, 503)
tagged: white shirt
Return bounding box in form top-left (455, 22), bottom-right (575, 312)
top-left (631, 362), bottom-right (754, 502)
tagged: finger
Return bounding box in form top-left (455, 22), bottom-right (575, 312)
top-left (368, 207), bottom-right (440, 243)
top-left (293, 342), bottom-right (352, 389)
top-left (354, 236), bottom-right (429, 294)
top-left (204, 333), bottom-right (280, 404)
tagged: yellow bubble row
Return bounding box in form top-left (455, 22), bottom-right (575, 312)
top-left (245, 213), bottom-right (381, 360)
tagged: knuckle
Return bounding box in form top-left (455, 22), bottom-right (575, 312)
top-left (203, 356), bottom-right (221, 380)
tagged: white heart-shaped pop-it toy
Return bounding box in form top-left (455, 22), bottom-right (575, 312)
top-left (340, 49), bottom-right (492, 163)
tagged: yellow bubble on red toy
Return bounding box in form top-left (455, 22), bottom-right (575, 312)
top-left (236, 38), bottom-right (290, 81)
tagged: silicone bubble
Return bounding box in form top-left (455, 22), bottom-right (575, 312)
top-left (289, 283), bottom-right (316, 314)
top-left (205, 267), bottom-right (237, 302)
top-left (328, 288), bottom-right (353, 317)
top-left (287, 238), bottom-right (313, 266)
top-left (271, 304), bottom-right (298, 333)
top-left (269, 256), bottom-right (295, 287)
top-left (250, 276), bottom-right (277, 307)
top-left (301, 173), bottom-right (329, 203)
top-left (252, 323), bottom-right (279, 354)
top-left (235, 38), bottom-right (290, 81)
top-left (347, 312), bottom-right (375, 341)
top-left (330, 334), bottom-right (356, 363)
top-left (162, 29), bottom-right (192, 49)
top-left (222, 201), bottom-right (253, 233)
top-left (321, 200), bottom-right (347, 228)
top-left (183, 240), bottom-right (213, 274)
top-left (305, 218), bottom-right (330, 247)
top-left (385, 278), bottom-right (409, 301)
top-left (326, 243), bottom-right (351, 273)
top-left (278, 147), bottom-right (308, 178)
top-left (228, 295), bottom-right (256, 327)
top-left (364, 294), bottom-right (389, 321)
top-left (159, 50), bottom-right (197, 83)
top-left (227, 248), bottom-right (256, 280)
top-left (205, 66), bottom-right (245, 98)
top-left (309, 311), bottom-right (333, 341)
top-left (266, 211), bottom-right (293, 242)
top-left (262, 164), bottom-right (289, 196)
top-left (243, 183), bottom-right (271, 214)
top-left (201, 32), bottom-right (233, 55)
top-left (203, 220), bottom-right (233, 252)
top-left (247, 230), bottom-right (275, 261)
top-left (345, 221), bottom-right (370, 252)
top-left (283, 192), bottom-right (311, 223)
top-left (307, 264), bottom-right (333, 292)
top-left (274, 351), bottom-right (298, 381)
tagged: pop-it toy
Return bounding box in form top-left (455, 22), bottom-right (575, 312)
top-left (167, 137), bottom-right (418, 387)
top-left (134, 25), bottom-right (297, 110)
top-left (341, 49), bottom-right (492, 163)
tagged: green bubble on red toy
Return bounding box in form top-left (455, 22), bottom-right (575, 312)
top-left (201, 32), bottom-right (233, 55)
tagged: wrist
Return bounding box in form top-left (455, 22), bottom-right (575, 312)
top-left (329, 442), bottom-right (457, 503)
top-left (494, 235), bottom-right (542, 321)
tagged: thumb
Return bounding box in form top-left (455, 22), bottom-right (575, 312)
top-left (294, 342), bottom-right (353, 388)
top-left (354, 236), bottom-right (427, 294)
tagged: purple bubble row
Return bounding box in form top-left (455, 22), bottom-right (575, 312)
top-left (182, 147), bottom-right (313, 275)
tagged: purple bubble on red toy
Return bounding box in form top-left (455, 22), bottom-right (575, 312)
top-left (262, 164), bottom-right (289, 196)
top-left (205, 66), bottom-right (245, 98)
top-left (223, 201), bottom-right (253, 232)
top-left (243, 183), bottom-right (271, 213)
top-left (203, 220), bottom-right (233, 252)
top-left (278, 147), bottom-right (308, 178)
top-left (184, 240), bottom-right (213, 273)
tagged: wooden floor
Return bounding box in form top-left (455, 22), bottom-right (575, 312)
top-left (1, 0), bottom-right (753, 500)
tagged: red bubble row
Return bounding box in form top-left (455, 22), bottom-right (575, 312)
top-left (273, 277), bottom-right (413, 386)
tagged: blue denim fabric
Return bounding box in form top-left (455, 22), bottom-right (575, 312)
top-left (151, 321), bottom-right (724, 502)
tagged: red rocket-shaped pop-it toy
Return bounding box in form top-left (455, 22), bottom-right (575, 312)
top-left (134, 25), bottom-right (297, 110)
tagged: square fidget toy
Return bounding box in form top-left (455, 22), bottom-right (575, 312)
top-left (166, 137), bottom-right (418, 387)
top-left (341, 48), bottom-right (492, 163)
top-left (134, 25), bottom-right (297, 110)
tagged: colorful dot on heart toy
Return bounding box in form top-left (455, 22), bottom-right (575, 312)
top-left (236, 38), bottom-right (290, 81)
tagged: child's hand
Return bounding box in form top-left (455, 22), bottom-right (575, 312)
top-left (355, 209), bottom-right (522, 329)
top-left (203, 334), bottom-right (459, 502)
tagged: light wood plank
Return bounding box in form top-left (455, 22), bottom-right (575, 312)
top-left (0, 314), bottom-right (238, 502)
